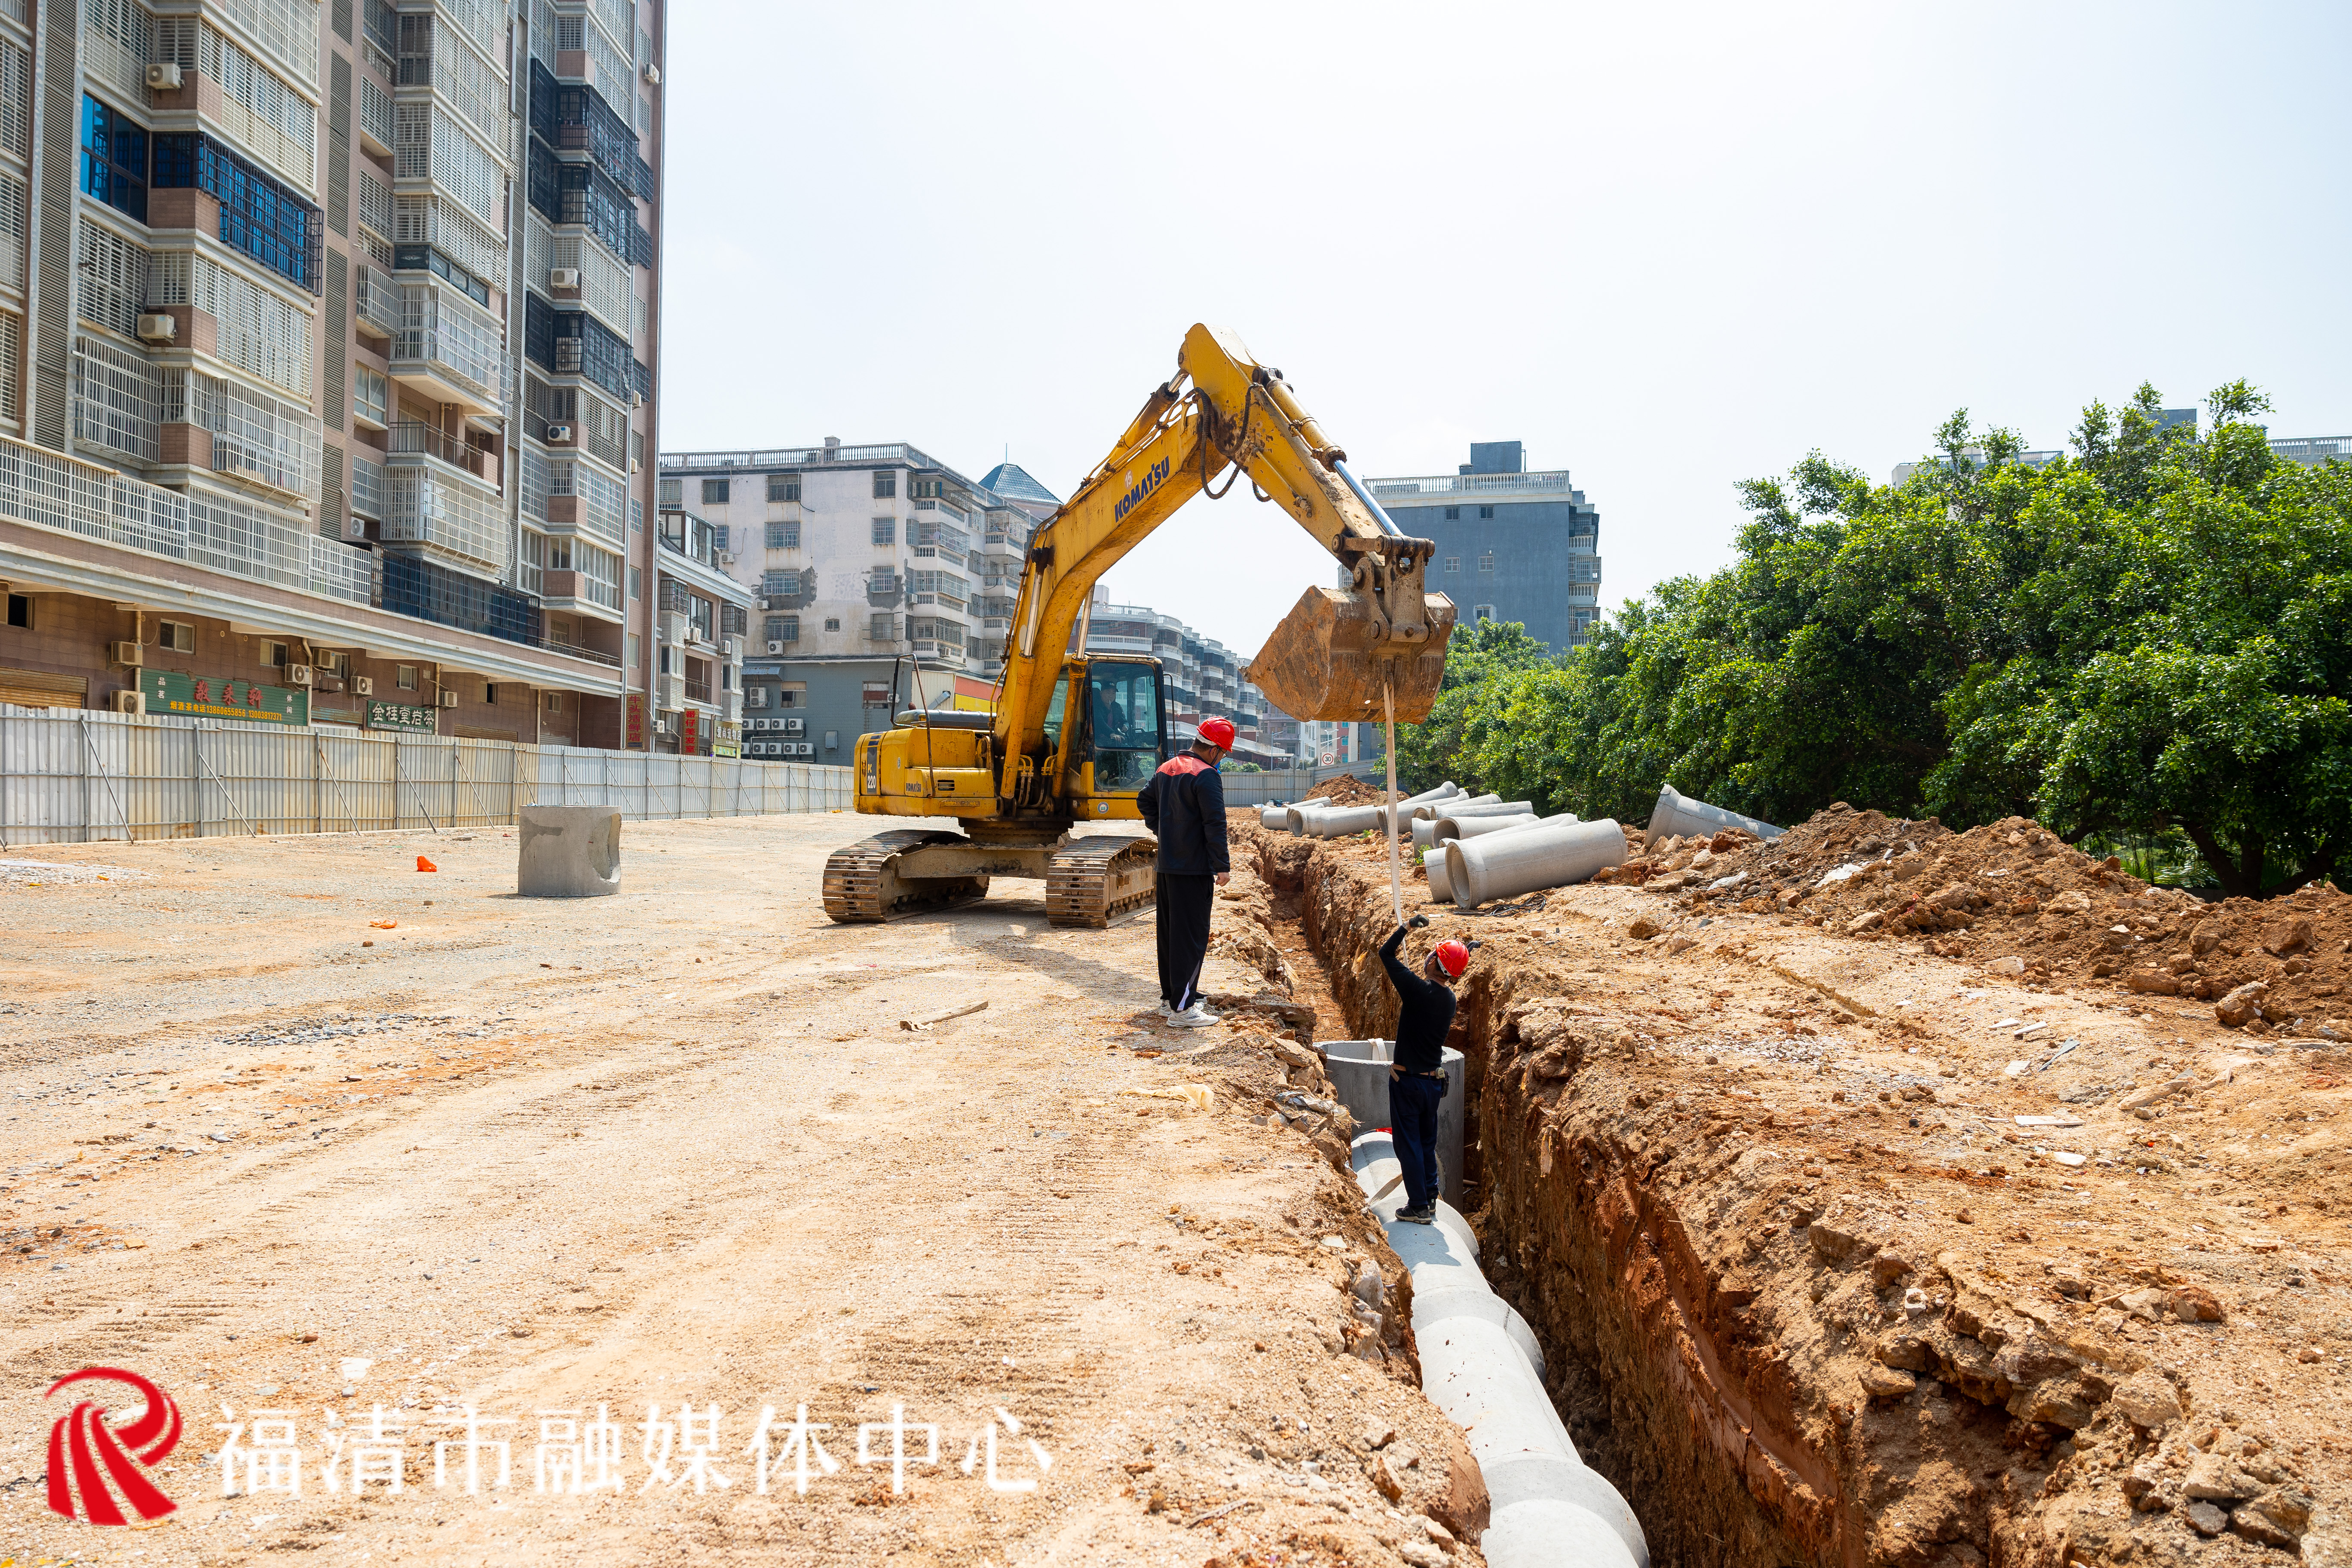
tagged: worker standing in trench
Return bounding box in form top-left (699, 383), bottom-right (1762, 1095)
top-left (1139, 717), bottom-right (1236, 1027)
top-left (1381, 916), bottom-right (1469, 1223)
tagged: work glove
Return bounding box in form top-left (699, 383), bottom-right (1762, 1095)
top-left (1407, 915), bottom-right (1430, 931)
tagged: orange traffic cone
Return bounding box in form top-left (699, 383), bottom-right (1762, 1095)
top-left (416, 856), bottom-right (438, 873)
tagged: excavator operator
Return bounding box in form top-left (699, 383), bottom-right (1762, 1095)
top-left (1138, 716), bottom-right (1235, 1027)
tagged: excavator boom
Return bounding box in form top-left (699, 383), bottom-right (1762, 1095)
top-left (821, 325), bottom-right (1455, 925)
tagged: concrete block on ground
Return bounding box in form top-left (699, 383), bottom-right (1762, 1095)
top-left (518, 806), bottom-right (622, 897)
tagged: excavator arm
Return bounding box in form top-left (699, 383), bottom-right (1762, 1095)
top-left (995, 323), bottom-right (1455, 803)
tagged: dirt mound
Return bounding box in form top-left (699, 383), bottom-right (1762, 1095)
top-left (1616, 805), bottom-right (2351, 1038)
top-left (1311, 774), bottom-right (1389, 806)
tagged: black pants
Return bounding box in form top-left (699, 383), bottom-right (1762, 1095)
top-left (1389, 1072), bottom-right (1445, 1213)
top-left (1155, 872), bottom-right (1215, 1010)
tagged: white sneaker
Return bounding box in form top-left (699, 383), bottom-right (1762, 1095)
top-left (1168, 1002), bottom-right (1222, 1028)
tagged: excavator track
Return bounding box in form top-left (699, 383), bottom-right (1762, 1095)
top-left (1045, 835), bottom-right (1158, 928)
top-left (821, 830), bottom-right (990, 924)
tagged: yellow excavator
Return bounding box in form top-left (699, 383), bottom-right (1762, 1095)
top-left (821, 324), bottom-right (1457, 925)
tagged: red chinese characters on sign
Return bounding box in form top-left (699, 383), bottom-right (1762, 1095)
top-left (679, 708), bottom-right (701, 754)
top-left (625, 693), bottom-right (646, 748)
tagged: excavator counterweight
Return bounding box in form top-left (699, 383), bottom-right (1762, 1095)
top-left (821, 325), bottom-right (1456, 926)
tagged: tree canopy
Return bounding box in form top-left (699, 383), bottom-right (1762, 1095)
top-left (1394, 382), bottom-right (2351, 897)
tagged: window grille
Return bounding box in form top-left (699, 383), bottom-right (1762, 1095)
top-left (0, 40), bottom-right (27, 159)
top-left (1478, 553), bottom-right (1494, 573)
top-left (185, 479), bottom-right (315, 592)
top-left (147, 249), bottom-right (315, 398)
top-left (395, 278), bottom-right (503, 404)
top-left (870, 517), bottom-right (894, 545)
top-left (395, 101), bottom-right (501, 230)
top-left (349, 448), bottom-right (384, 518)
top-left (355, 166), bottom-right (392, 242)
top-left (359, 73), bottom-right (393, 148)
top-left (75, 218), bottom-right (150, 339)
top-left (383, 462), bottom-right (507, 577)
top-left (161, 365), bottom-right (323, 501)
top-left (83, 0), bottom-right (154, 111)
top-left (0, 312), bottom-right (19, 423)
top-left (202, 0), bottom-right (320, 96)
top-left (517, 524), bottom-right (545, 592)
top-left (522, 293), bottom-right (634, 406)
top-left (433, 0), bottom-right (501, 64)
top-left (151, 132), bottom-right (322, 291)
top-left (765, 521), bottom-right (797, 549)
top-left (701, 476), bottom-right (726, 504)
top-left (149, 20), bottom-right (317, 193)
top-left (0, 173), bottom-right (22, 292)
top-left (401, 13), bottom-right (502, 146)
top-left (527, 211), bottom-right (630, 338)
top-left (392, 193), bottom-right (502, 281)
top-left (71, 334), bottom-right (161, 462)
top-left (553, 10), bottom-right (630, 96)
top-left (873, 472), bottom-right (897, 499)
top-left (767, 475), bottom-right (799, 502)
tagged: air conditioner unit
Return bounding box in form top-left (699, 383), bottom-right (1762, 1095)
top-left (765, 639), bottom-right (784, 654)
top-left (548, 267), bottom-right (581, 289)
top-left (631, 391), bottom-right (644, 410)
top-left (782, 717), bottom-right (805, 735)
top-left (352, 676), bottom-right (375, 696)
top-left (342, 516), bottom-right (368, 542)
top-left (798, 742), bottom-right (816, 756)
top-left (438, 690), bottom-right (458, 707)
top-left (110, 689), bottom-right (145, 715)
top-left (145, 61), bottom-right (183, 90)
top-left (136, 313), bottom-right (176, 343)
top-left (110, 640), bottom-right (142, 667)
top-left (643, 62), bottom-right (661, 85)
top-left (286, 664), bottom-right (315, 686)
top-left (652, 716), bottom-right (669, 734)
top-left (545, 423), bottom-right (574, 444)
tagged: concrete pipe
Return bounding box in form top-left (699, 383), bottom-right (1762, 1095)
top-left (1280, 796), bottom-right (1335, 833)
top-left (1304, 804), bottom-right (1384, 838)
top-left (1410, 796), bottom-right (1512, 849)
top-left (1324, 1044), bottom-right (1464, 1205)
top-left (1430, 812), bottom-right (1537, 845)
top-left (1260, 796), bottom-right (1326, 833)
top-left (1351, 1133), bottom-right (1648, 1568)
top-left (1444, 817), bottom-right (1626, 906)
top-left (517, 805), bottom-right (621, 897)
top-left (1646, 782), bottom-right (1782, 846)
top-left (1424, 848), bottom-right (1455, 903)
top-left (1375, 781), bottom-right (1463, 831)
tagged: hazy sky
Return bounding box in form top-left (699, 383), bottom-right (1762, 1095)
top-left (658, 2), bottom-right (2351, 658)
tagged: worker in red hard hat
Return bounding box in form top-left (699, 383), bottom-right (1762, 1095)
top-left (1380, 914), bottom-right (1468, 1223)
top-left (1139, 717), bottom-right (1235, 1027)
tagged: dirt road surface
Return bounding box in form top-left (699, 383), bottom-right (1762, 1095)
top-left (0, 818), bottom-right (1477, 1566)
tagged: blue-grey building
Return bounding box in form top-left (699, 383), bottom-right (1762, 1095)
top-left (1366, 443), bottom-right (1602, 653)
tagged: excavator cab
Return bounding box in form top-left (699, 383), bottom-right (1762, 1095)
top-left (1045, 655), bottom-right (1167, 814)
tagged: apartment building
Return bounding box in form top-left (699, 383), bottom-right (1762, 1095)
top-left (1367, 441), bottom-right (1603, 654)
top-left (659, 441), bottom-right (1030, 765)
top-left (0, 0), bottom-right (668, 750)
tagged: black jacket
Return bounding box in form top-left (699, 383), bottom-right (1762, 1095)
top-left (1381, 925), bottom-right (1457, 1075)
top-left (1136, 755), bottom-right (1229, 875)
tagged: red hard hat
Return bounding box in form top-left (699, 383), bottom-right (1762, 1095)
top-left (1433, 939), bottom-right (1470, 978)
top-left (1197, 717), bottom-right (1236, 749)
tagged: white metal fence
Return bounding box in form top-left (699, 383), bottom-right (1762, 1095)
top-left (0, 704), bottom-right (853, 845)
top-left (1214, 762), bottom-right (1381, 806)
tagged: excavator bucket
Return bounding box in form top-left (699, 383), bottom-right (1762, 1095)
top-left (1250, 586), bottom-right (1458, 724)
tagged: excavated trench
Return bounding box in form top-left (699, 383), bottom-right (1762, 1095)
top-left (1250, 826), bottom-right (1801, 1568)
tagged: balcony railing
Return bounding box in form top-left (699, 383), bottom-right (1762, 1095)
top-left (684, 677), bottom-right (713, 704)
top-left (388, 422), bottom-right (500, 487)
top-left (355, 264), bottom-right (402, 337)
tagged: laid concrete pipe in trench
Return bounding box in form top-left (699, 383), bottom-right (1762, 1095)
top-left (1319, 1041), bottom-right (1464, 1204)
top-left (1262, 796), bottom-right (1328, 833)
top-left (1444, 818), bottom-right (1626, 906)
top-left (1350, 1132), bottom-right (1648, 1568)
top-left (1645, 782), bottom-right (1782, 846)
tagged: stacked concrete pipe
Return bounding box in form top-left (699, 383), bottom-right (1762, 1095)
top-left (1409, 796), bottom-right (1507, 849)
top-left (1261, 796), bottom-right (1329, 833)
top-left (1351, 1132), bottom-right (1648, 1568)
top-left (1423, 813), bottom-right (1575, 903)
top-left (1645, 782), bottom-right (1782, 846)
top-left (1444, 818), bottom-right (1627, 906)
top-left (1299, 804), bottom-right (1386, 837)
top-left (1428, 809), bottom-right (1538, 844)
top-left (1374, 781), bottom-right (1464, 831)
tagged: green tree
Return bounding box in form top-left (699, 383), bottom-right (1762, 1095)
top-left (1390, 618), bottom-right (1555, 794)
